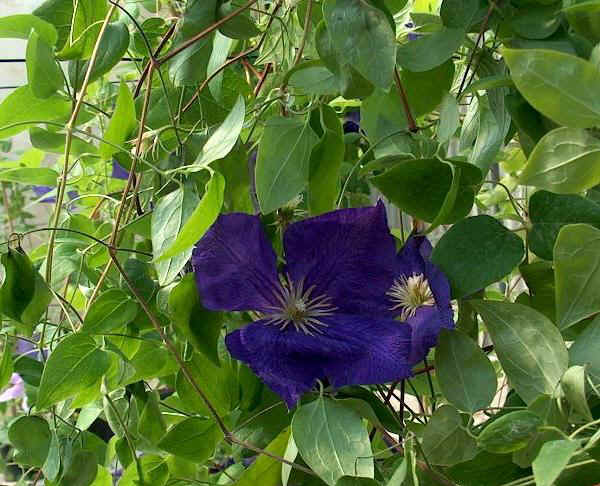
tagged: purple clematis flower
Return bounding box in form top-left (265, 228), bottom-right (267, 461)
top-left (192, 202), bottom-right (413, 408)
top-left (32, 186), bottom-right (78, 203)
top-left (382, 235), bottom-right (453, 364)
top-left (111, 160), bottom-right (130, 180)
top-left (343, 110), bottom-right (361, 134)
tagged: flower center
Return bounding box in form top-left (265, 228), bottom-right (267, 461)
top-left (264, 274), bottom-right (336, 335)
top-left (387, 273), bottom-right (435, 321)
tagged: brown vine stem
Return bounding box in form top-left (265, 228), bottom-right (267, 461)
top-left (134, 21), bottom-right (177, 98)
top-left (293, 0), bottom-right (312, 67)
top-left (157, 0), bottom-right (260, 66)
top-left (393, 67), bottom-right (418, 133)
top-left (180, 0), bottom-right (283, 116)
top-left (109, 249), bottom-right (315, 476)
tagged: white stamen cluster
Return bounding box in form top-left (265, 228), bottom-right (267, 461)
top-left (387, 273), bottom-right (435, 321)
top-left (264, 274), bottom-right (336, 335)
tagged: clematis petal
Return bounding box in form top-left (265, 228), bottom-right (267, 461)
top-left (425, 259), bottom-right (454, 328)
top-left (226, 314), bottom-right (412, 408)
top-left (0, 373), bottom-right (25, 402)
top-left (395, 234), bottom-right (430, 277)
top-left (111, 160), bottom-right (130, 180)
top-left (406, 306), bottom-right (451, 364)
top-left (283, 201), bottom-right (397, 315)
top-left (193, 213), bottom-right (281, 312)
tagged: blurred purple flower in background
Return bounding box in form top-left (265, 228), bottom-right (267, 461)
top-left (192, 203), bottom-right (413, 407)
top-left (343, 110), bottom-right (361, 134)
top-left (32, 186), bottom-right (78, 203)
top-left (0, 373), bottom-right (25, 403)
top-left (111, 160), bottom-right (130, 180)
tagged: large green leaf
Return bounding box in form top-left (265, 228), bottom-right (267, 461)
top-left (0, 86), bottom-right (71, 139)
top-left (0, 14), bottom-right (57, 45)
top-left (168, 274), bottom-right (223, 365)
top-left (431, 215), bottom-right (524, 298)
top-left (37, 333), bottom-right (110, 409)
top-left (156, 171), bottom-right (224, 260)
top-left (8, 416), bottom-right (52, 467)
top-left (323, 0), bottom-right (396, 89)
top-left (308, 105), bottom-right (344, 215)
top-left (561, 365), bottom-right (593, 421)
top-left (471, 301), bottom-right (568, 404)
top-left (520, 128), bottom-right (600, 193)
top-left (532, 440), bottom-right (580, 486)
top-left (421, 405), bottom-right (478, 466)
top-left (217, 1), bottom-right (261, 39)
top-left (503, 48), bottom-right (600, 128)
top-left (0, 167), bottom-right (58, 186)
top-left (100, 80), bottom-right (136, 161)
top-left (33, 0), bottom-right (73, 49)
top-left (236, 428), bottom-right (291, 486)
top-left (292, 397), bottom-right (374, 486)
top-left (435, 329), bottom-right (497, 413)
top-left (26, 31), bottom-right (64, 99)
top-left (287, 61), bottom-right (339, 96)
top-left (192, 96), bottom-right (245, 169)
top-left (370, 158), bottom-right (479, 224)
top-left (569, 314), bottom-right (600, 380)
top-left (255, 116), bottom-right (319, 214)
top-left (401, 60), bottom-right (455, 118)
top-left (69, 22), bottom-right (130, 92)
top-left (158, 417), bottom-right (222, 463)
top-left (529, 190), bottom-right (600, 260)
top-left (82, 289), bottom-right (139, 334)
top-left (59, 450), bottom-right (98, 486)
top-left (555, 224), bottom-right (600, 329)
top-left (397, 26), bottom-right (465, 72)
top-left (151, 185), bottom-right (199, 285)
top-left (478, 410), bottom-right (542, 453)
top-left (56, 0), bottom-right (109, 59)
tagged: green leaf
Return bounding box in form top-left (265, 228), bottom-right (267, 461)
top-left (435, 329), bottom-right (497, 413)
top-left (168, 274), bottom-right (223, 365)
top-left (236, 428), bottom-right (291, 486)
top-left (167, 0), bottom-right (217, 86)
top-left (100, 80), bottom-right (136, 161)
top-left (192, 96), bottom-right (245, 169)
top-left (308, 105), bottom-right (344, 215)
top-left (431, 215), bottom-right (524, 298)
top-left (564, 1), bottom-right (600, 44)
top-left (478, 410), bottom-right (542, 453)
top-left (138, 391), bottom-right (167, 446)
top-left (0, 336), bottom-right (13, 391)
top-left (0, 167), bottom-right (58, 185)
top-left (292, 397), bottom-right (374, 486)
top-left (555, 224), bottom-right (600, 329)
top-left (532, 440), bottom-right (580, 486)
top-left (8, 416), bottom-right (52, 468)
top-left (59, 450), bottom-right (98, 486)
top-left (401, 60), bottom-right (455, 119)
top-left (0, 14), bottom-right (58, 45)
top-left (570, 314), bottom-right (600, 381)
top-left (207, 32), bottom-right (233, 101)
top-left (335, 478), bottom-right (379, 486)
top-left (0, 249), bottom-right (36, 323)
top-left (158, 417), bottom-right (222, 462)
top-left (90, 466), bottom-right (112, 486)
top-left (503, 48), bottom-right (600, 128)
top-left (510, 5), bottom-right (561, 40)
top-left (520, 128), bottom-right (600, 194)
top-left (118, 455), bottom-right (168, 486)
top-left (561, 365), bottom-right (593, 421)
top-left (440, 0), bottom-right (485, 29)
top-left (0, 86), bottom-right (71, 139)
top-left (287, 61), bottom-right (339, 95)
top-left (69, 22), bottom-right (130, 92)
top-left (217, 1), bottom-right (261, 39)
top-left (421, 405), bottom-right (478, 466)
top-left (255, 116), bottom-right (319, 214)
top-left (26, 31), bottom-right (64, 99)
top-left (397, 26), bottom-right (465, 72)
top-left (56, 0), bottom-right (109, 60)
top-left (156, 172), bottom-right (224, 260)
top-left (152, 185), bottom-right (200, 285)
top-left (30, 127), bottom-right (97, 156)
top-left (323, 0), bottom-right (397, 88)
top-left (370, 159), bottom-right (479, 224)
top-left (438, 92), bottom-right (460, 143)
top-left (471, 301), bottom-right (568, 404)
top-left (82, 289), bottom-right (139, 334)
top-left (446, 451), bottom-right (524, 486)
top-left (37, 333), bottom-right (110, 409)
top-left (529, 190), bottom-right (600, 260)
top-left (33, 0), bottom-right (74, 50)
